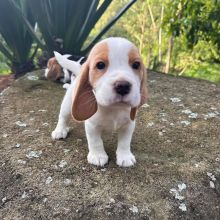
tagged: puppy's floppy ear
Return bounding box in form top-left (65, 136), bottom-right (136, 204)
top-left (72, 62), bottom-right (98, 121)
top-left (46, 58), bottom-right (62, 81)
top-left (47, 64), bottom-right (62, 81)
top-left (130, 66), bottom-right (148, 120)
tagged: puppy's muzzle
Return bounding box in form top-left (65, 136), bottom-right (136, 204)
top-left (114, 81), bottom-right (132, 96)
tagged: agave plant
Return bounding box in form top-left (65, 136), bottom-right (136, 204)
top-left (0, 0), bottom-right (36, 76)
top-left (15, 0), bottom-right (137, 57)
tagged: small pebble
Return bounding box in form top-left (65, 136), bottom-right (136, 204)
top-left (180, 121), bottom-right (191, 126)
top-left (129, 205), bottom-right (139, 213)
top-left (15, 121), bottom-right (27, 127)
top-left (27, 75), bottom-right (39, 81)
top-left (59, 160), bottom-right (67, 168)
top-left (76, 139), bottom-right (82, 145)
top-left (2, 197), bottom-right (7, 203)
top-left (21, 191), bottom-right (28, 199)
top-left (26, 150), bottom-right (42, 159)
top-left (64, 149), bottom-right (70, 154)
top-left (38, 109), bottom-right (47, 112)
top-left (188, 113), bottom-right (198, 119)
top-left (64, 179), bottom-right (71, 185)
top-left (46, 176), bottom-right (53, 184)
top-left (15, 143), bottom-right (21, 148)
top-left (170, 97), bottom-right (181, 103)
top-left (17, 159), bottom-right (27, 165)
top-left (182, 109), bottom-right (192, 114)
top-left (142, 103), bottom-right (150, 108)
top-left (210, 181), bottom-right (215, 189)
top-left (178, 183), bottom-right (186, 191)
top-left (109, 198), bottom-right (115, 203)
top-left (179, 203), bottom-right (187, 212)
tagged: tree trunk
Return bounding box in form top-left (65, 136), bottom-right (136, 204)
top-left (147, 3), bottom-right (156, 30)
top-left (158, 5), bottom-right (164, 63)
top-left (146, 46), bottom-right (152, 69)
top-left (164, 37), bottom-right (174, 74)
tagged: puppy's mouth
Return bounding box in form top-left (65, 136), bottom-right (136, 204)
top-left (113, 96), bottom-right (133, 106)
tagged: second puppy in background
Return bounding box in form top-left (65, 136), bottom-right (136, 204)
top-left (45, 53), bottom-right (84, 87)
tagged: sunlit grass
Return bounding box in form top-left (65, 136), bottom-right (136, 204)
top-left (182, 62), bottom-right (220, 83)
top-left (0, 62), bottom-right (10, 75)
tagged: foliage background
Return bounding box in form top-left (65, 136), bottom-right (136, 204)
top-left (0, 0), bottom-right (220, 83)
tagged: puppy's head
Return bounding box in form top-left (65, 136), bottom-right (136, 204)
top-left (72, 37), bottom-right (148, 121)
top-left (45, 57), bottom-right (62, 81)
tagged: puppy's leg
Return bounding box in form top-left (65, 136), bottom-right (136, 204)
top-left (51, 83), bottom-right (74, 140)
top-left (116, 121), bottom-right (136, 167)
top-left (85, 121), bottom-right (108, 166)
top-left (63, 68), bottom-right (70, 83)
top-left (44, 68), bottom-right (49, 78)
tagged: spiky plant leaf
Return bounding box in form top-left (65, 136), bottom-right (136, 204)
top-left (25, 0), bottom-right (136, 56)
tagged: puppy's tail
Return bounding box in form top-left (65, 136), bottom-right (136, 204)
top-left (54, 51), bottom-right (81, 77)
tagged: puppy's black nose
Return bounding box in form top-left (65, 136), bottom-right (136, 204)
top-left (114, 81), bottom-right (131, 96)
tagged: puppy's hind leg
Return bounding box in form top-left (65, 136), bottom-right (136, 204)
top-left (52, 83), bottom-right (74, 140)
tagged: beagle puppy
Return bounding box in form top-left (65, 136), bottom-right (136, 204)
top-left (45, 54), bottom-right (84, 84)
top-left (52, 37), bottom-right (148, 167)
top-left (45, 57), bottom-right (63, 81)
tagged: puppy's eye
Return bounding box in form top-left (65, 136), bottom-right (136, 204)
top-left (132, 61), bottom-right (140, 70)
top-left (96, 62), bottom-right (106, 70)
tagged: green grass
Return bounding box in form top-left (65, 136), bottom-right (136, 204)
top-left (1, 58), bottom-right (220, 83)
top-left (171, 62), bottom-right (220, 83)
top-left (182, 62), bottom-right (220, 83)
top-left (0, 62), bottom-right (10, 75)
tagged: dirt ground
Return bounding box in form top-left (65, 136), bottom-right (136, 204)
top-left (0, 70), bottom-right (220, 220)
top-left (0, 75), bottom-right (14, 92)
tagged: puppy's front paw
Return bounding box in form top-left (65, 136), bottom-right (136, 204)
top-left (51, 127), bottom-right (70, 140)
top-left (116, 151), bottom-right (136, 167)
top-left (87, 151), bottom-right (108, 167)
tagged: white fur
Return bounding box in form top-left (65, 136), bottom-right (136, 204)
top-left (44, 68), bottom-right (49, 78)
top-left (45, 52), bottom-right (82, 85)
top-left (93, 38), bottom-right (141, 108)
top-left (54, 51), bottom-right (81, 78)
top-left (52, 38), bottom-right (142, 167)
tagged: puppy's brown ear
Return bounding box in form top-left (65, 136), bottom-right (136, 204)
top-left (47, 64), bottom-right (62, 81)
top-left (72, 62), bottom-right (98, 121)
top-left (130, 67), bottom-right (148, 120)
top-left (47, 58), bottom-right (62, 81)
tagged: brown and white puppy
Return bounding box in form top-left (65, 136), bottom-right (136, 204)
top-left (52, 37), bottom-right (148, 167)
top-left (45, 54), bottom-right (82, 84)
top-left (45, 57), bottom-right (63, 81)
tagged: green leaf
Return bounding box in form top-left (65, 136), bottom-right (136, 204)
top-left (82, 0), bottom-right (137, 54)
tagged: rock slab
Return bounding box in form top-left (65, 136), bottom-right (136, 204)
top-left (0, 71), bottom-right (220, 219)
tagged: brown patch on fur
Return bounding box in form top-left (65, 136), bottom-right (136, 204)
top-left (46, 57), bottom-right (62, 81)
top-left (71, 62), bottom-right (98, 121)
top-left (128, 48), bottom-right (143, 79)
top-left (71, 42), bottom-right (109, 121)
top-left (129, 48), bottom-right (148, 120)
top-left (88, 42), bottom-right (109, 87)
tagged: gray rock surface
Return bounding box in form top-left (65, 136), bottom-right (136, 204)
top-left (0, 70), bottom-right (220, 219)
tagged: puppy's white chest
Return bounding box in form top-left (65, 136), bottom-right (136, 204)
top-left (104, 115), bottom-right (129, 131)
top-left (89, 106), bottom-right (131, 131)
